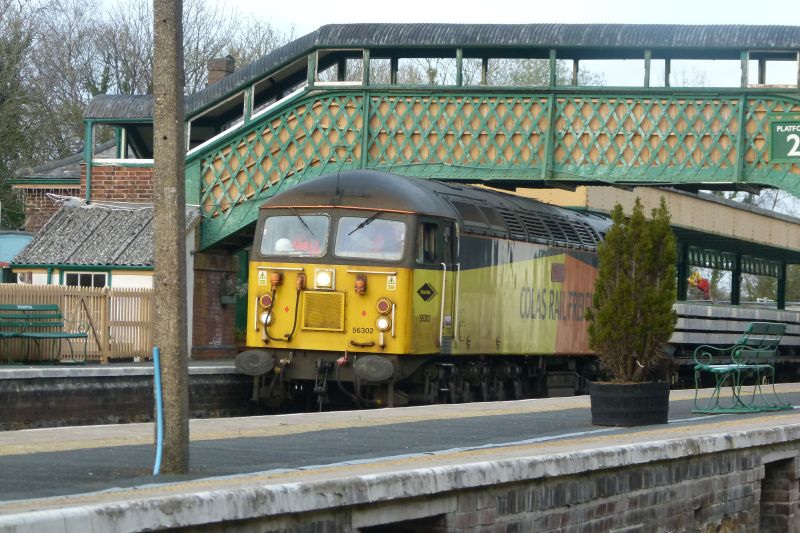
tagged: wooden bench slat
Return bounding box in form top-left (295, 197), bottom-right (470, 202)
top-left (0, 313), bottom-right (63, 320)
top-left (17, 332), bottom-right (87, 339)
top-left (0, 322), bottom-right (65, 328)
top-left (0, 304), bottom-right (59, 311)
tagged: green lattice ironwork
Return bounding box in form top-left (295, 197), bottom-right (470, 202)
top-left (551, 96), bottom-right (740, 183)
top-left (687, 246), bottom-right (782, 278)
top-left (366, 94), bottom-right (550, 176)
top-left (190, 87), bottom-right (800, 249)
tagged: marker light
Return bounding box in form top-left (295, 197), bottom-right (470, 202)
top-left (354, 275), bottom-right (367, 295)
top-left (314, 268), bottom-right (334, 290)
top-left (260, 311), bottom-right (274, 326)
top-left (259, 294), bottom-right (273, 309)
top-left (376, 298), bottom-right (392, 314)
top-left (376, 315), bottom-right (392, 332)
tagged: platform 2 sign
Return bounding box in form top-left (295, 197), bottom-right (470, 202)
top-left (769, 120), bottom-right (800, 163)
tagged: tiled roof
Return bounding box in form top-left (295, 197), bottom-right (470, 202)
top-left (85, 23), bottom-right (800, 120)
top-left (13, 201), bottom-right (200, 267)
top-left (14, 141), bottom-right (117, 181)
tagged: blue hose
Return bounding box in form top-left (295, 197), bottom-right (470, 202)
top-left (152, 346), bottom-right (164, 475)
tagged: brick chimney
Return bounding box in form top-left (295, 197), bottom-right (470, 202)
top-left (207, 56), bottom-right (235, 86)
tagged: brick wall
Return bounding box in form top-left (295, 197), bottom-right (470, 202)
top-left (192, 252), bottom-right (239, 359)
top-left (443, 452), bottom-right (767, 531)
top-left (0, 373), bottom-right (259, 430)
top-left (227, 443), bottom-right (800, 533)
top-left (20, 187), bottom-right (80, 232)
top-left (81, 164), bottom-right (154, 202)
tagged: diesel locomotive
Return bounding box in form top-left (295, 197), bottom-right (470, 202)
top-left (234, 170), bottom-right (613, 409)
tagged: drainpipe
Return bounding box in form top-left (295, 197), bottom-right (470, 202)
top-left (84, 121), bottom-right (94, 204)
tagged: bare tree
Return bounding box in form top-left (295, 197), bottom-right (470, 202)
top-left (97, 0), bottom-right (292, 95)
top-left (26, 0), bottom-right (103, 157)
top-left (0, 0), bottom-right (47, 228)
top-left (98, 0), bottom-right (154, 94)
top-left (225, 19), bottom-right (296, 70)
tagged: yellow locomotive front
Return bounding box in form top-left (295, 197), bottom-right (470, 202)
top-left (241, 200), bottom-right (441, 408)
top-left (248, 209), bottom-right (414, 354)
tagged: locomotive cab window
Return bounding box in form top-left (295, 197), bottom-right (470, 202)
top-left (334, 216), bottom-right (406, 261)
top-left (259, 214), bottom-right (329, 257)
top-left (417, 222), bottom-right (439, 264)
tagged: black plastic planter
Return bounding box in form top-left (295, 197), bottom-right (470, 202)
top-left (589, 381), bottom-right (670, 426)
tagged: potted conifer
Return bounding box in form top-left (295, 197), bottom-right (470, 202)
top-left (585, 197), bottom-right (677, 426)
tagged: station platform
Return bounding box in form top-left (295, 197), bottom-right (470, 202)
top-left (0, 384), bottom-right (799, 531)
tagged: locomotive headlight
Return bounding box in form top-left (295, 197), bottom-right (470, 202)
top-left (376, 315), bottom-right (392, 332)
top-left (314, 268), bottom-right (334, 290)
top-left (260, 311), bottom-right (274, 326)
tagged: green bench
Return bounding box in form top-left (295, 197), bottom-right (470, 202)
top-left (0, 304), bottom-right (88, 363)
top-left (692, 321), bottom-right (792, 414)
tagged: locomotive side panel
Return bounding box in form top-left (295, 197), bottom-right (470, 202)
top-left (454, 235), bottom-right (597, 356)
top-left (410, 267), bottom-right (451, 354)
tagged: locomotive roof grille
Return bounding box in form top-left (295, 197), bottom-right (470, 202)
top-left (517, 212), bottom-right (553, 245)
top-left (258, 170), bottom-right (609, 250)
top-left (572, 222), bottom-right (601, 248)
top-left (496, 208), bottom-right (527, 241)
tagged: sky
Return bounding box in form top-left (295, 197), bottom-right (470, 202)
top-left (227, 0), bottom-right (799, 37)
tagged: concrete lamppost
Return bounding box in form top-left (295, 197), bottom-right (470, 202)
top-left (152, 0), bottom-right (189, 474)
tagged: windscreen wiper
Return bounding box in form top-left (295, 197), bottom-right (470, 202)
top-left (347, 211), bottom-right (381, 236)
top-left (290, 207), bottom-right (315, 238)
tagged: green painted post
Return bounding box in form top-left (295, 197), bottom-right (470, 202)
top-left (390, 57), bottom-right (398, 84)
top-left (796, 51), bottom-right (800, 87)
top-left (778, 262), bottom-right (786, 310)
top-left (456, 49), bottom-right (463, 86)
top-left (734, 95), bottom-right (747, 183)
top-left (644, 50), bottom-right (651, 88)
top-left (185, 160), bottom-right (201, 206)
top-left (243, 87), bottom-right (252, 125)
top-left (676, 243), bottom-right (688, 301)
top-left (481, 58), bottom-right (488, 85)
top-left (360, 89), bottom-right (370, 168)
top-left (665, 59), bottom-right (671, 87)
top-left (307, 52), bottom-right (317, 88)
top-left (732, 253), bottom-right (742, 306)
top-left (363, 49), bottom-right (371, 86)
top-left (115, 127), bottom-right (123, 158)
top-left (549, 49), bottom-right (557, 87)
top-left (542, 95), bottom-right (555, 180)
top-left (337, 58), bottom-right (346, 82)
top-left (740, 51), bottom-right (749, 89)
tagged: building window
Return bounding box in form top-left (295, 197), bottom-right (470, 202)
top-left (65, 272), bottom-right (107, 288)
